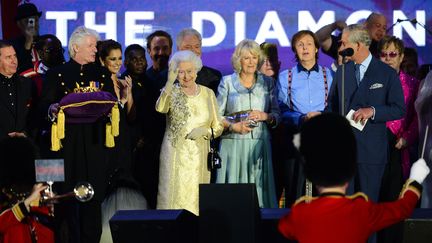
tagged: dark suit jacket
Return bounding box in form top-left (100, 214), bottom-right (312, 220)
top-left (196, 66), bottom-right (222, 95)
top-left (326, 56), bottom-right (405, 165)
top-left (0, 74), bottom-right (33, 139)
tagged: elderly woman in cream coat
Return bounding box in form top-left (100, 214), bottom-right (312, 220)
top-left (155, 50), bottom-right (223, 215)
top-left (216, 39), bottom-right (280, 208)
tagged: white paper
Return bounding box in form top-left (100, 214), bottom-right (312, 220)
top-left (346, 109), bottom-right (367, 131)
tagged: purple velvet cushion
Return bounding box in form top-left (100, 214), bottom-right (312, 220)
top-left (59, 91), bottom-right (117, 123)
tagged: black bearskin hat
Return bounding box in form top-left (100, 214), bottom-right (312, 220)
top-left (0, 137), bottom-right (37, 188)
top-left (300, 113), bottom-right (357, 187)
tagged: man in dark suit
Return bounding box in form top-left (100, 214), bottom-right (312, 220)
top-left (326, 24), bottom-right (405, 203)
top-left (0, 40), bottom-right (33, 140)
top-left (176, 28), bottom-right (222, 94)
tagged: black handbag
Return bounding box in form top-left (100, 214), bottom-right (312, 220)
top-left (208, 128), bottom-right (221, 170)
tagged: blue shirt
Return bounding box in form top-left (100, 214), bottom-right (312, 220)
top-left (277, 63), bottom-right (333, 129)
top-left (357, 53), bottom-right (372, 82)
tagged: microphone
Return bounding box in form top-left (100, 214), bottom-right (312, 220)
top-left (386, 18), bottom-right (416, 33)
top-left (413, 18), bottom-right (432, 36)
top-left (338, 48), bottom-right (354, 57)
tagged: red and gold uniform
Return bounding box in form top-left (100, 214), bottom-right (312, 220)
top-left (0, 202), bottom-right (54, 243)
top-left (278, 180), bottom-right (421, 243)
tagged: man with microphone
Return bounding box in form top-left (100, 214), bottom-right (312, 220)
top-left (326, 24), bottom-right (405, 205)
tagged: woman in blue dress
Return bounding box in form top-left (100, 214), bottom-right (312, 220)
top-left (216, 39), bottom-right (280, 208)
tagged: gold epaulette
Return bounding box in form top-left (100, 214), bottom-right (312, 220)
top-left (346, 192), bottom-right (369, 201)
top-left (294, 195), bottom-right (318, 206)
top-left (399, 179), bottom-right (421, 199)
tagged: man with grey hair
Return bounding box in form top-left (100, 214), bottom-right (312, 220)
top-left (315, 12), bottom-right (387, 60)
top-left (41, 26), bottom-right (113, 243)
top-left (326, 24), bottom-right (405, 204)
top-left (176, 28), bottom-right (221, 94)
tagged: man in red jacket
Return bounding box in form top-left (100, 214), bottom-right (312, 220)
top-left (0, 184), bottom-right (53, 243)
top-left (278, 113), bottom-right (429, 243)
top-left (0, 137), bottom-right (54, 243)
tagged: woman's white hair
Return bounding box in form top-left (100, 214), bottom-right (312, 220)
top-left (231, 39), bottom-right (263, 73)
top-left (169, 50), bottom-right (203, 72)
top-left (68, 26), bottom-right (100, 58)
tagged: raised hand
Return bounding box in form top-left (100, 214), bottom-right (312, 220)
top-left (118, 79), bottom-right (129, 104)
top-left (165, 68), bottom-right (179, 94)
top-left (409, 158), bottom-right (430, 184)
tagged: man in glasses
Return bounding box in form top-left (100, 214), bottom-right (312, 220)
top-left (315, 12), bottom-right (387, 61)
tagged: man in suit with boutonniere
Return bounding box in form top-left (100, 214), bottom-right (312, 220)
top-left (326, 24), bottom-right (405, 204)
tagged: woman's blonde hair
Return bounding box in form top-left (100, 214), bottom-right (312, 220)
top-left (231, 39), bottom-right (263, 73)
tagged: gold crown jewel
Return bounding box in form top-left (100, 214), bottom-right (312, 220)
top-left (73, 81), bottom-right (101, 93)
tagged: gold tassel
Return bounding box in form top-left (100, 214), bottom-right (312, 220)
top-left (57, 109), bottom-right (65, 139)
top-left (51, 122), bottom-right (61, 151)
top-left (111, 103), bottom-right (120, 137)
top-left (105, 123), bottom-right (115, 148)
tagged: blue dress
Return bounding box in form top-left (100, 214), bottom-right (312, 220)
top-left (216, 72), bottom-right (280, 208)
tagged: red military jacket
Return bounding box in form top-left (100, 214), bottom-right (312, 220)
top-left (0, 202), bottom-right (54, 243)
top-left (278, 180), bottom-right (421, 243)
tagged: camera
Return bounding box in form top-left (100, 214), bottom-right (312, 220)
top-left (28, 18), bottom-right (35, 28)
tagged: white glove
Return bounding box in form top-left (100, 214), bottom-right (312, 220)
top-left (186, 127), bottom-right (209, 140)
top-left (409, 158), bottom-right (430, 184)
top-left (164, 68), bottom-right (178, 94)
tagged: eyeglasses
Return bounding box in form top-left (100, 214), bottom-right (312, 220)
top-left (380, 51), bottom-right (399, 58)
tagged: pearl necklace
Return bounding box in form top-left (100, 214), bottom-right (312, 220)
top-left (182, 83), bottom-right (199, 96)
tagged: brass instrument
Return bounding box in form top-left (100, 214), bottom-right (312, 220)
top-left (41, 182), bottom-right (94, 203)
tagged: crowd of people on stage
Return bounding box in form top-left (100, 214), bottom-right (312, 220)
top-left (1, 2), bottom-right (432, 243)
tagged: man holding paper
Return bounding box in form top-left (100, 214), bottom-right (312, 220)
top-left (326, 24), bottom-right (405, 202)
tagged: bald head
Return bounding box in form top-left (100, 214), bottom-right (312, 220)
top-left (365, 13), bottom-right (387, 41)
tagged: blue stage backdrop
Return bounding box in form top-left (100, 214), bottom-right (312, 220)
top-left (33, 0), bottom-right (432, 75)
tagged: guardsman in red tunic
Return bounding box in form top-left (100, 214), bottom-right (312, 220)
top-left (0, 184), bottom-right (54, 243)
top-left (278, 113), bottom-right (429, 243)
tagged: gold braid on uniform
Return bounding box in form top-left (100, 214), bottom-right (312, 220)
top-left (399, 179), bottom-right (423, 199)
